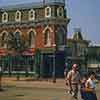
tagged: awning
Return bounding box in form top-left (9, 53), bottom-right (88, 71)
top-left (21, 48), bottom-right (35, 56)
top-left (0, 48), bottom-right (7, 56)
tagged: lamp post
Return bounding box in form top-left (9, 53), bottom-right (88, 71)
top-left (52, 44), bottom-right (56, 83)
top-left (84, 48), bottom-right (88, 74)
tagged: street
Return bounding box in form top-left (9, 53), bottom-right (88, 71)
top-left (0, 77), bottom-right (100, 100)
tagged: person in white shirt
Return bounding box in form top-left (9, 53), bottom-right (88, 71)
top-left (85, 72), bottom-right (97, 100)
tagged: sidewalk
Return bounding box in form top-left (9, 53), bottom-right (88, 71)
top-left (1, 77), bottom-right (66, 90)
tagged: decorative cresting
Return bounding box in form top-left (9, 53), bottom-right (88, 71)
top-left (27, 29), bottom-right (37, 48)
top-left (2, 12), bottom-right (8, 23)
top-left (0, 31), bottom-right (8, 48)
top-left (43, 26), bottom-right (53, 47)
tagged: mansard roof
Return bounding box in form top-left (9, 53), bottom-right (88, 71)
top-left (0, 0), bottom-right (65, 11)
top-left (73, 31), bottom-right (83, 40)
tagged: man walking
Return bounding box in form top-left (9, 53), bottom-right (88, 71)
top-left (67, 64), bottom-right (80, 99)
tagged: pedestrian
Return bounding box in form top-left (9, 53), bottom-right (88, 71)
top-left (64, 66), bottom-right (69, 93)
top-left (85, 71), bottom-right (98, 100)
top-left (80, 74), bottom-right (88, 100)
top-left (67, 64), bottom-right (80, 99)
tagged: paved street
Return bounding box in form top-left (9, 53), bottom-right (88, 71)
top-left (0, 77), bottom-right (100, 100)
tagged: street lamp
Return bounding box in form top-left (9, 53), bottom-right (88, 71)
top-left (52, 44), bottom-right (56, 83)
top-left (84, 48), bottom-right (88, 74)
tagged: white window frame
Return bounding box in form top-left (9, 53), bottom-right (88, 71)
top-left (29, 9), bottom-right (35, 21)
top-left (15, 10), bottom-right (21, 22)
top-left (1, 31), bottom-right (8, 48)
top-left (57, 7), bottom-right (64, 17)
top-left (2, 12), bottom-right (8, 23)
top-left (45, 6), bottom-right (51, 18)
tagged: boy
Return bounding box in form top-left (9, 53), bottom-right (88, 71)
top-left (85, 72), bottom-right (97, 100)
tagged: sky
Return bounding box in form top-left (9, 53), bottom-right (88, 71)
top-left (0, 0), bottom-right (100, 45)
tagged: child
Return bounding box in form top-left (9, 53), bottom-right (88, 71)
top-left (85, 72), bottom-right (97, 100)
top-left (80, 74), bottom-right (87, 100)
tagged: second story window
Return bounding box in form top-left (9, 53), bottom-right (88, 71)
top-left (57, 7), bottom-right (64, 17)
top-left (15, 10), bottom-right (21, 22)
top-left (29, 9), bottom-right (35, 21)
top-left (2, 12), bottom-right (8, 23)
top-left (45, 7), bottom-right (51, 18)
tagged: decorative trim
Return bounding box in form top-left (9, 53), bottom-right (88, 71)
top-left (15, 10), bottom-right (21, 22)
top-left (45, 6), bottom-right (51, 18)
top-left (14, 29), bottom-right (22, 35)
top-left (57, 7), bottom-right (64, 17)
top-left (27, 28), bottom-right (36, 36)
top-left (2, 12), bottom-right (8, 23)
top-left (27, 28), bottom-right (36, 48)
top-left (43, 26), bottom-right (53, 47)
top-left (0, 30), bottom-right (8, 48)
top-left (29, 9), bottom-right (35, 21)
top-left (43, 25), bottom-right (53, 33)
top-left (1, 30), bottom-right (8, 35)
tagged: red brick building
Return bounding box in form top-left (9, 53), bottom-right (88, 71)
top-left (0, 0), bottom-right (69, 77)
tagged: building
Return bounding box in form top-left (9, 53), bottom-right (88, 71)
top-left (66, 28), bottom-right (90, 73)
top-left (0, 0), bottom-right (69, 77)
top-left (66, 28), bottom-right (100, 73)
top-left (88, 46), bottom-right (100, 71)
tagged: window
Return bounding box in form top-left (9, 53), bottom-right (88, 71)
top-left (28, 31), bottom-right (36, 48)
top-left (1, 32), bottom-right (8, 48)
top-left (2, 12), bottom-right (8, 23)
top-left (15, 10), bottom-right (21, 22)
top-left (29, 9), bottom-right (35, 21)
top-left (45, 7), bottom-right (51, 17)
top-left (44, 29), bottom-right (51, 46)
top-left (57, 7), bottom-right (64, 17)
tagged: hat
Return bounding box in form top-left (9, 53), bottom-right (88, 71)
top-left (72, 64), bottom-right (77, 68)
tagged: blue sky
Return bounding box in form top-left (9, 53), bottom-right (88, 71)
top-left (0, 0), bottom-right (100, 45)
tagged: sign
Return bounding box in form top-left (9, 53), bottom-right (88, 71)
top-left (58, 45), bottom-right (66, 51)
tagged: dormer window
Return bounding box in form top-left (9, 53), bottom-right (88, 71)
top-left (2, 12), bottom-right (8, 23)
top-left (57, 7), bottom-right (64, 17)
top-left (15, 10), bottom-right (21, 22)
top-left (29, 9), bottom-right (35, 21)
top-left (45, 7), bottom-right (51, 18)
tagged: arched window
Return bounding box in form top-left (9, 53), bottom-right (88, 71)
top-left (0, 31), bottom-right (8, 48)
top-left (28, 31), bottom-right (36, 48)
top-left (45, 7), bottom-right (51, 18)
top-left (56, 28), bottom-right (65, 45)
top-left (57, 7), bottom-right (64, 17)
top-left (44, 29), bottom-right (51, 46)
top-left (2, 12), bottom-right (8, 23)
top-left (29, 9), bottom-right (35, 21)
top-left (15, 10), bottom-right (21, 22)
top-left (14, 31), bottom-right (22, 48)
